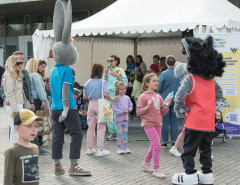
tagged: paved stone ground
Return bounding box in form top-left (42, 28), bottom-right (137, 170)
top-left (0, 106), bottom-right (240, 184)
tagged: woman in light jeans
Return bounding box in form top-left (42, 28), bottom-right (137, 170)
top-left (83, 63), bottom-right (119, 156)
top-left (26, 58), bottom-right (50, 154)
top-left (3, 55), bottom-right (25, 144)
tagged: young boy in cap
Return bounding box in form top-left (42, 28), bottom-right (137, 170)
top-left (4, 109), bottom-right (43, 185)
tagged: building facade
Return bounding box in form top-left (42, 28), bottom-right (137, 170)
top-left (0, 0), bottom-right (239, 67)
top-left (0, 0), bottom-right (116, 66)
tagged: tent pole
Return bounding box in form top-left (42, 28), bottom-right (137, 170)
top-left (133, 34), bottom-right (141, 58)
top-left (90, 38), bottom-right (94, 66)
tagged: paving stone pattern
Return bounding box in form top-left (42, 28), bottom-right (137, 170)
top-left (0, 107), bottom-right (239, 185)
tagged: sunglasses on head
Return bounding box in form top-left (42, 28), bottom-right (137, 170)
top-left (16, 62), bottom-right (23, 66)
top-left (107, 59), bottom-right (115, 63)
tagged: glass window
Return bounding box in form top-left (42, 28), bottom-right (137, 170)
top-left (25, 15), bottom-right (30, 35)
top-left (6, 45), bottom-right (17, 59)
top-left (30, 15), bottom-right (45, 34)
top-left (0, 17), bottom-right (5, 37)
top-left (6, 16), bottom-right (24, 36)
top-left (72, 11), bottom-right (89, 22)
top-left (46, 14), bottom-right (53, 30)
top-left (27, 42), bottom-right (33, 60)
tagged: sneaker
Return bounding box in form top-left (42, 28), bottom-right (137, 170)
top-left (116, 148), bottom-right (124, 154)
top-left (42, 141), bottom-right (48, 147)
top-left (141, 161), bottom-right (153, 172)
top-left (124, 148), bottom-right (131, 154)
top-left (55, 163), bottom-right (65, 175)
top-left (39, 147), bottom-right (51, 155)
top-left (152, 168), bottom-right (166, 179)
top-left (133, 115), bottom-right (140, 119)
top-left (197, 171), bottom-right (214, 184)
top-left (112, 135), bottom-right (117, 140)
top-left (98, 149), bottom-right (110, 156)
top-left (169, 146), bottom-right (181, 157)
top-left (161, 143), bottom-right (167, 148)
top-left (172, 172), bottom-right (198, 185)
top-left (68, 164), bottom-right (92, 176)
top-left (46, 134), bottom-right (52, 141)
top-left (86, 149), bottom-right (96, 155)
top-left (106, 134), bottom-right (117, 141)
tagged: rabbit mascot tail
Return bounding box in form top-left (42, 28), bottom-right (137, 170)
top-left (172, 36), bottom-right (225, 185)
top-left (49, 0), bottom-right (91, 176)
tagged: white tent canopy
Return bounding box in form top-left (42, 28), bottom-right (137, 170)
top-left (34, 0), bottom-right (240, 38)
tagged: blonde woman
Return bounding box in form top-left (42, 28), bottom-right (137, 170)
top-left (26, 58), bottom-right (50, 155)
top-left (3, 55), bottom-right (24, 144)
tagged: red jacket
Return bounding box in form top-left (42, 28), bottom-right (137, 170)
top-left (150, 64), bottom-right (160, 74)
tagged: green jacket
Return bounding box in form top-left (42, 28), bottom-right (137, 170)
top-left (131, 80), bottom-right (143, 98)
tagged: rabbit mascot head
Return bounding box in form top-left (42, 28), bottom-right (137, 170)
top-left (53, 0), bottom-right (79, 66)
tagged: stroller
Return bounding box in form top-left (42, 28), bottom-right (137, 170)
top-left (213, 110), bottom-right (227, 143)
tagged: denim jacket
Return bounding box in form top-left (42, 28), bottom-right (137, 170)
top-left (29, 73), bottom-right (47, 101)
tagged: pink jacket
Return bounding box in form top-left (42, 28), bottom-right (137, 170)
top-left (137, 91), bottom-right (168, 129)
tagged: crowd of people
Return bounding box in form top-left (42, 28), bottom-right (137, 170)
top-left (0, 50), bottom-right (184, 182)
top-left (1, 36), bottom-right (223, 185)
top-left (0, 1), bottom-right (224, 183)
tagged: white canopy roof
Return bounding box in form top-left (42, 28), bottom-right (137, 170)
top-left (34, 0), bottom-right (240, 38)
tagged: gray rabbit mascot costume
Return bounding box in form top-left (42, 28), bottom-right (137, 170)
top-left (172, 36), bottom-right (225, 185)
top-left (49, 0), bottom-right (91, 176)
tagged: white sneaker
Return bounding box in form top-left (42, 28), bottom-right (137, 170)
top-left (116, 149), bottom-right (124, 154)
top-left (124, 148), bottom-right (131, 154)
top-left (97, 149), bottom-right (110, 156)
top-left (46, 134), bottom-right (52, 141)
top-left (197, 171), bottom-right (214, 184)
top-left (169, 146), bottom-right (181, 157)
top-left (152, 168), bottom-right (166, 179)
top-left (42, 141), bottom-right (48, 147)
top-left (172, 172), bottom-right (198, 185)
top-left (43, 134), bottom-right (52, 142)
top-left (141, 161), bottom-right (153, 172)
top-left (86, 149), bottom-right (96, 155)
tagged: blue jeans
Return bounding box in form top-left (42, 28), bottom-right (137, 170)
top-left (161, 104), bottom-right (178, 143)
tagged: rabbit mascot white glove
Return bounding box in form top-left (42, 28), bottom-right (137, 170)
top-left (49, 0), bottom-right (91, 175)
top-left (172, 36), bottom-right (225, 185)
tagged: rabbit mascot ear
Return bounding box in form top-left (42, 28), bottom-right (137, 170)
top-left (53, 0), bottom-right (79, 66)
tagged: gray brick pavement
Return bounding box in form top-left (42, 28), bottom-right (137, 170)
top-left (0, 107), bottom-right (240, 185)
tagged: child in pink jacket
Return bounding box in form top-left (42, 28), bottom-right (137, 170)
top-left (137, 73), bottom-right (171, 179)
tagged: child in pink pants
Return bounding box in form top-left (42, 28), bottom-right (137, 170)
top-left (83, 63), bottom-right (119, 157)
top-left (137, 73), bottom-right (171, 179)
